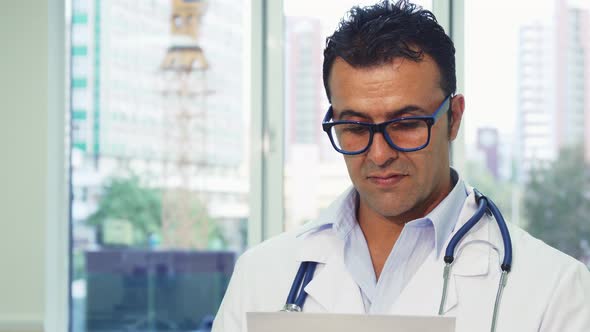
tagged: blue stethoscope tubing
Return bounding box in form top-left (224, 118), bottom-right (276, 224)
top-left (283, 261), bottom-right (317, 312)
top-left (444, 189), bottom-right (512, 270)
top-left (440, 189), bottom-right (512, 332)
top-left (282, 189), bottom-right (513, 332)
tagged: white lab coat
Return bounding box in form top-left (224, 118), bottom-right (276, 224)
top-left (212, 187), bottom-right (590, 332)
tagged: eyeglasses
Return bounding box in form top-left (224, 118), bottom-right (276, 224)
top-left (322, 95), bottom-right (452, 155)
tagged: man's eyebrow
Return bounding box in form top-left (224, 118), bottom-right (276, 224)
top-left (385, 105), bottom-right (428, 118)
top-left (336, 105), bottom-right (428, 121)
top-left (337, 110), bottom-right (370, 120)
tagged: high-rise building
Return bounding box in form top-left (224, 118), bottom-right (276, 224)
top-left (70, 0), bottom-right (170, 166)
top-left (69, 0), bottom-right (248, 249)
top-left (516, 0), bottom-right (589, 180)
top-left (285, 16), bottom-right (325, 157)
top-left (556, 3), bottom-right (587, 151)
top-left (516, 22), bottom-right (557, 178)
top-left (476, 127), bottom-right (500, 179)
top-left (283, 16), bottom-right (353, 229)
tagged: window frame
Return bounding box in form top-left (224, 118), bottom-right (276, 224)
top-left (50, 0), bottom-right (465, 330)
top-left (48, 0), bottom-right (70, 331)
top-left (251, 0), bottom-right (466, 244)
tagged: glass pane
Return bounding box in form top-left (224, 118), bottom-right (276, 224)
top-left (283, 0), bottom-right (433, 231)
top-left (68, 0), bottom-right (250, 331)
top-left (464, 0), bottom-right (590, 265)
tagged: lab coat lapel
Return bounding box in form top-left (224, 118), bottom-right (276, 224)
top-left (295, 229), bottom-right (365, 314)
top-left (449, 190), bottom-right (493, 277)
top-left (389, 251), bottom-right (458, 315)
top-left (292, 188), bottom-right (500, 316)
top-left (390, 190), bottom-right (493, 316)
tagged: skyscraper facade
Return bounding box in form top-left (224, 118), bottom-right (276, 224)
top-left (285, 16), bottom-right (325, 153)
top-left (69, 0), bottom-right (249, 247)
top-left (516, 0), bottom-right (589, 180)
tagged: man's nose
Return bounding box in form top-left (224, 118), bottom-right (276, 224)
top-left (366, 132), bottom-right (399, 167)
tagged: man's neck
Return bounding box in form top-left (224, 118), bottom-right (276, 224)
top-left (356, 174), bottom-right (454, 280)
top-left (357, 202), bottom-right (404, 280)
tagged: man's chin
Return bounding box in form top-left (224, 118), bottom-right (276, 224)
top-left (367, 201), bottom-right (413, 220)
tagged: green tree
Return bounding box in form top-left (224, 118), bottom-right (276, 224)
top-left (464, 161), bottom-right (515, 219)
top-left (524, 147), bottom-right (590, 259)
top-left (87, 176), bottom-right (162, 246)
top-left (87, 175), bottom-right (227, 248)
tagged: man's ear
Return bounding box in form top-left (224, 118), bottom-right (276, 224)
top-left (449, 94), bottom-right (465, 141)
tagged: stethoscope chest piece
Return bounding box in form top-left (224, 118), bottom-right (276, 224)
top-left (281, 303), bottom-right (302, 312)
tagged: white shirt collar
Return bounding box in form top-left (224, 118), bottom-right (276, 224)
top-left (297, 168), bottom-right (468, 256)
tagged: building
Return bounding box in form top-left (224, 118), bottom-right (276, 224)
top-left (285, 16), bottom-right (325, 158)
top-left (476, 127), bottom-right (500, 179)
top-left (516, 0), bottom-right (589, 180)
top-left (283, 16), bottom-right (353, 229)
top-left (69, 0), bottom-right (248, 250)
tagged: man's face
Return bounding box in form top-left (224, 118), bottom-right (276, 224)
top-left (328, 56), bottom-right (464, 222)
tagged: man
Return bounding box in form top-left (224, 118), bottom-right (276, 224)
top-left (212, 1), bottom-right (590, 331)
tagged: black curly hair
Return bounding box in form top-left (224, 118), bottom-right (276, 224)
top-left (323, 0), bottom-right (456, 102)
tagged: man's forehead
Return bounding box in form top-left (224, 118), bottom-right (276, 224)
top-left (333, 56), bottom-right (410, 70)
top-left (328, 56), bottom-right (442, 100)
top-left (333, 53), bottom-right (438, 70)
top-left (330, 56), bottom-right (440, 88)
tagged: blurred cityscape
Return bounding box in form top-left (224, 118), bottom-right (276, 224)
top-left (66, 0), bottom-right (590, 331)
top-left (68, 0), bottom-right (247, 330)
top-left (465, 0), bottom-right (589, 258)
top-left (69, 0), bottom-right (248, 249)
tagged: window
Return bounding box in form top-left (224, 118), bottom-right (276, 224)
top-left (464, 0), bottom-right (590, 264)
top-left (68, 0), bottom-right (250, 331)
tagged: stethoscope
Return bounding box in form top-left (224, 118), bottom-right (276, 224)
top-left (281, 189), bottom-right (513, 332)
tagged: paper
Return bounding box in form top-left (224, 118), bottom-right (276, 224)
top-left (247, 312), bottom-right (455, 332)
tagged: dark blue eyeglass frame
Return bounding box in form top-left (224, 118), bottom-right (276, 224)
top-left (322, 95), bottom-right (452, 155)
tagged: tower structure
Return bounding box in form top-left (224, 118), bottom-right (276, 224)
top-left (160, 0), bottom-right (211, 248)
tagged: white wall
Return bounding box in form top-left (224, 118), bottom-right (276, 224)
top-left (0, 0), bottom-right (67, 331)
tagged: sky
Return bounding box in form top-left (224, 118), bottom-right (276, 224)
top-left (463, 0), bottom-right (554, 144)
top-left (284, 0), bottom-right (431, 36)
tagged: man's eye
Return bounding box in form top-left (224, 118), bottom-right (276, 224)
top-left (342, 125), bottom-right (369, 134)
top-left (391, 120), bottom-right (423, 130)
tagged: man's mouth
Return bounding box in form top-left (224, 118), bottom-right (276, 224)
top-left (366, 173), bottom-right (408, 186)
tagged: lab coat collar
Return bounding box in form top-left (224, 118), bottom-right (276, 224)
top-left (429, 168), bottom-right (468, 256)
top-left (294, 186), bottom-right (502, 315)
top-left (447, 185), bottom-right (500, 277)
top-left (296, 228), bottom-right (365, 313)
top-left (390, 187), bottom-right (501, 315)
top-left (295, 186), bottom-right (356, 238)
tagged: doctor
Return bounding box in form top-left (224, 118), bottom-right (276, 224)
top-left (212, 1), bottom-right (590, 331)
